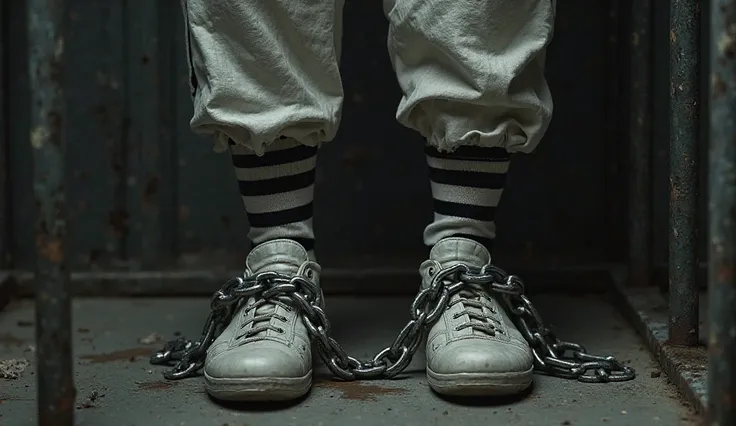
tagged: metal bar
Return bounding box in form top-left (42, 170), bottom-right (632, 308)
top-left (708, 1), bottom-right (736, 423)
top-left (27, 0), bottom-right (75, 424)
top-left (628, 0), bottom-right (654, 287)
top-left (668, 0), bottom-right (701, 346)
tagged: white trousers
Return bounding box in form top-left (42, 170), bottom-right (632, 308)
top-left (181, 0), bottom-right (555, 155)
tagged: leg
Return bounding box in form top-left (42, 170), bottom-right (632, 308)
top-left (230, 138), bottom-right (318, 260)
top-left (184, 0), bottom-right (345, 154)
top-left (385, 0), bottom-right (555, 396)
top-left (181, 0), bottom-right (344, 401)
top-left (384, 0), bottom-right (553, 154)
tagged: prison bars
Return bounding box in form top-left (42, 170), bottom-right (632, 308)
top-left (669, 0), bottom-right (701, 347)
top-left (28, 0), bottom-right (75, 425)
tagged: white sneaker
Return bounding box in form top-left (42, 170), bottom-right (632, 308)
top-left (203, 239), bottom-right (319, 401)
top-left (422, 237), bottom-right (534, 396)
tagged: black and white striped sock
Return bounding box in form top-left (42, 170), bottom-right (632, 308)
top-left (230, 138), bottom-right (317, 259)
top-left (423, 145), bottom-right (510, 253)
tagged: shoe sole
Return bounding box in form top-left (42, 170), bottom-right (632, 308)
top-left (205, 370), bottom-right (312, 401)
top-left (426, 366), bottom-right (534, 396)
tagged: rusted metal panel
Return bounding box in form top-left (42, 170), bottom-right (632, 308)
top-left (708, 1), bottom-right (736, 423)
top-left (64, 1), bottom-right (125, 267)
top-left (603, 0), bottom-right (626, 266)
top-left (123, 1), bottom-right (177, 268)
top-left (668, 0), bottom-right (701, 346)
top-left (0, 0), bottom-right (6, 270)
top-left (627, 0), bottom-right (654, 287)
top-left (6, 1), bottom-right (625, 292)
top-left (27, 0), bottom-right (75, 424)
top-left (7, 0), bottom-right (34, 270)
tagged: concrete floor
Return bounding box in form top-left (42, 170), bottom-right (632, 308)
top-left (0, 294), bottom-right (699, 426)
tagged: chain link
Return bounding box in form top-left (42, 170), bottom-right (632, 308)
top-left (150, 264), bottom-right (635, 383)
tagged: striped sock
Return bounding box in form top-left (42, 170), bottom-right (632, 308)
top-left (229, 138), bottom-right (317, 259)
top-left (423, 145), bottom-right (511, 253)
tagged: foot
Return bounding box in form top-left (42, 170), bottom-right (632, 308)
top-left (422, 237), bottom-right (534, 396)
top-left (203, 239), bottom-right (319, 401)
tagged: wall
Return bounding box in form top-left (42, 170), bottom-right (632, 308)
top-left (4, 0), bottom-right (688, 291)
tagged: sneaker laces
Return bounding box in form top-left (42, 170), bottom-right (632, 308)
top-left (235, 297), bottom-right (293, 340)
top-left (449, 282), bottom-right (504, 336)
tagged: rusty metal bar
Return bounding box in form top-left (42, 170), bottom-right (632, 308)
top-left (628, 0), bottom-right (654, 287)
top-left (27, 0), bottom-right (75, 425)
top-left (668, 0), bottom-right (701, 346)
top-left (708, 1), bottom-right (736, 423)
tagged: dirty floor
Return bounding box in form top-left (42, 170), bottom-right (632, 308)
top-left (0, 294), bottom-right (699, 426)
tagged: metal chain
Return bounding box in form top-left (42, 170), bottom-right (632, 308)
top-left (150, 264), bottom-right (635, 383)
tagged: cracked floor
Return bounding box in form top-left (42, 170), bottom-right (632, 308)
top-left (0, 294), bottom-right (700, 426)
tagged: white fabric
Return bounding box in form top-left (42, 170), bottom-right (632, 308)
top-left (181, 0), bottom-right (555, 155)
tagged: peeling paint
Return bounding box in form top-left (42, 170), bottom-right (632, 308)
top-left (30, 126), bottom-right (49, 149)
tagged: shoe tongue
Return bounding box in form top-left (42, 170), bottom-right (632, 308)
top-left (429, 237), bottom-right (491, 269)
top-left (431, 238), bottom-right (496, 336)
top-left (243, 240), bottom-right (309, 337)
top-left (245, 239), bottom-right (308, 276)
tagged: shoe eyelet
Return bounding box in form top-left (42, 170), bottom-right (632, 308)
top-left (306, 269), bottom-right (314, 279)
top-left (276, 327), bottom-right (285, 334)
top-left (428, 267), bottom-right (435, 276)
